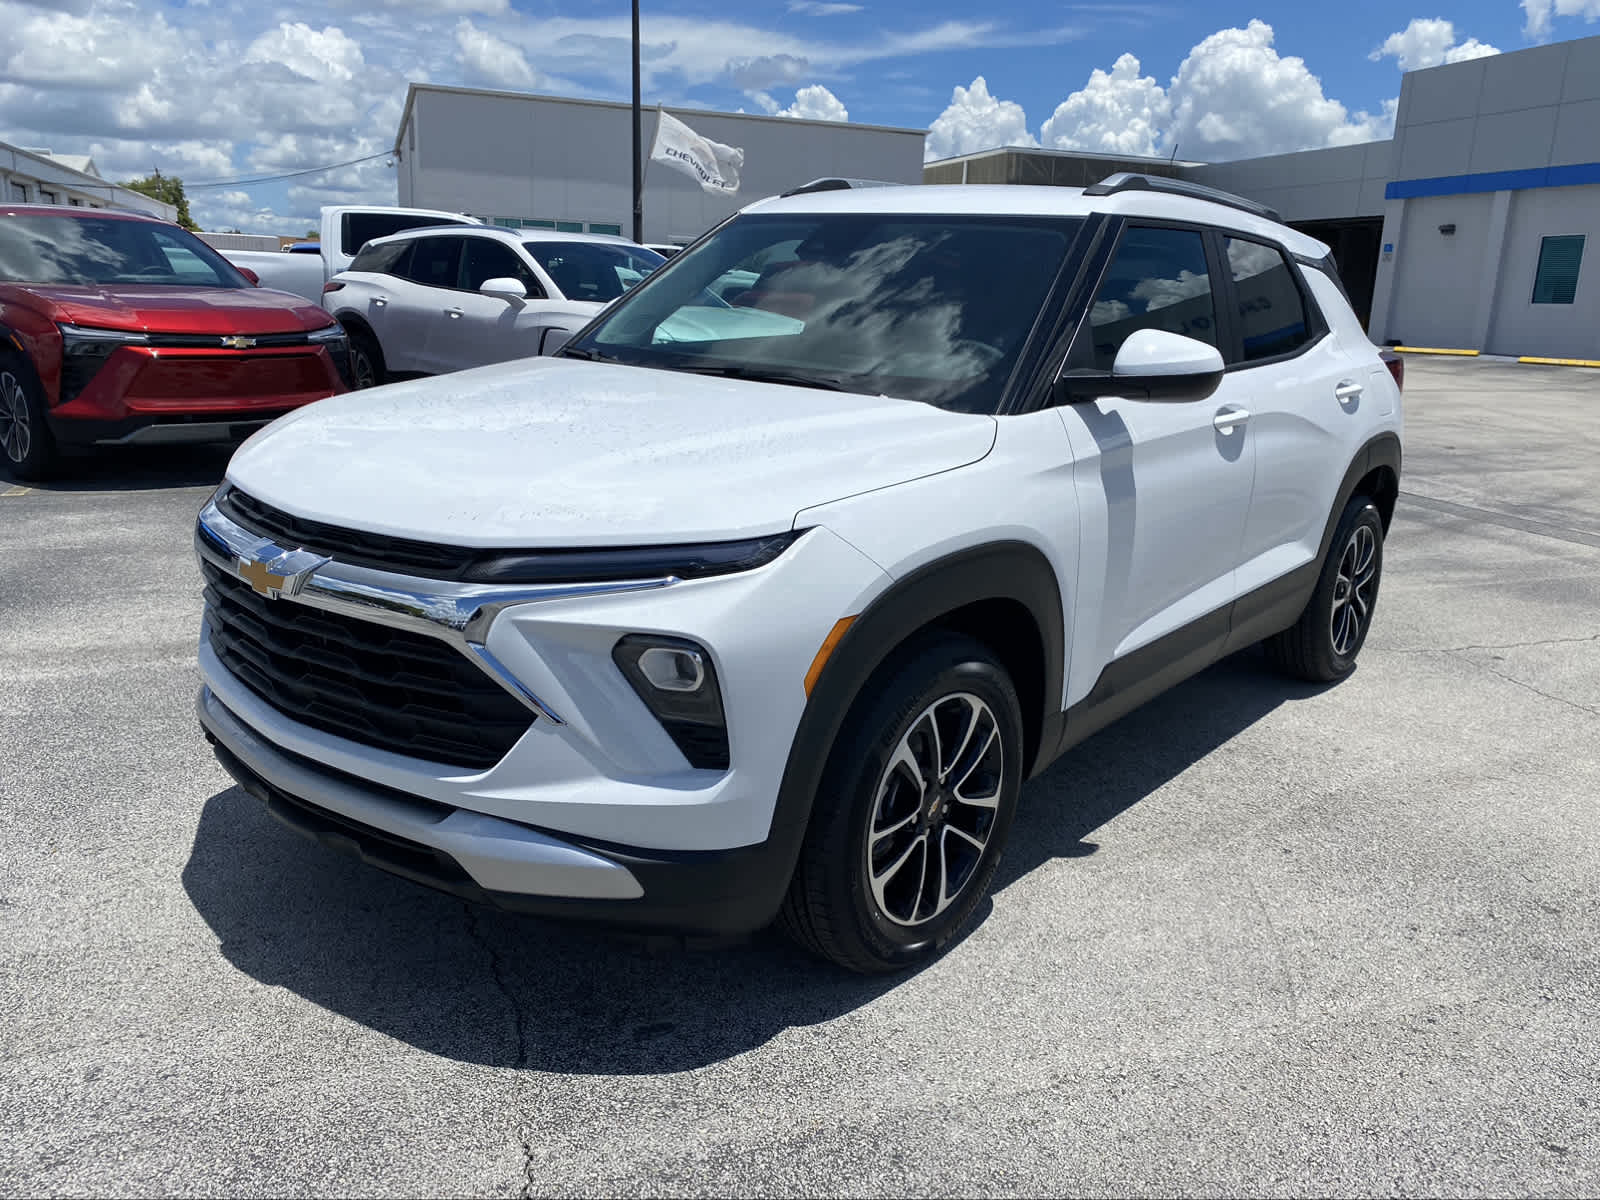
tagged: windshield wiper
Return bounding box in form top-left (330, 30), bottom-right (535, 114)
top-left (557, 345), bottom-right (614, 362)
top-left (684, 365), bottom-right (850, 392)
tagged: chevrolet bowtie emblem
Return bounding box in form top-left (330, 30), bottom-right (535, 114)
top-left (235, 545), bottom-right (330, 599)
top-left (220, 335), bottom-right (257, 349)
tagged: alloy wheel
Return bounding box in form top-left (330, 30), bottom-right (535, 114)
top-left (1330, 523), bottom-right (1377, 656)
top-left (864, 692), bottom-right (1005, 928)
top-left (0, 371), bottom-right (31, 465)
top-left (350, 346), bottom-right (377, 389)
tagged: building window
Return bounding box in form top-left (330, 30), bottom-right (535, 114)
top-left (1532, 235), bottom-right (1584, 305)
top-left (9, 181), bottom-right (27, 202)
top-left (69, 197), bottom-right (83, 206)
top-left (522, 219), bottom-right (556, 230)
top-left (555, 220), bottom-right (583, 233)
top-left (588, 223), bottom-right (622, 236)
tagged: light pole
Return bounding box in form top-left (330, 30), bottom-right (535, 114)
top-left (631, 0), bottom-right (643, 244)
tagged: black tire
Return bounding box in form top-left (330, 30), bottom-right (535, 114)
top-left (780, 631), bottom-right (1024, 973)
top-left (1265, 495), bottom-right (1384, 682)
top-left (0, 354), bottom-right (58, 482)
top-left (345, 326), bottom-right (386, 389)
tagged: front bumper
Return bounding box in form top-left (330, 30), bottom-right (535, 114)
top-left (193, 490), bottom-right (894, 933)
top-left (201, 686), bottom-right (795, 935)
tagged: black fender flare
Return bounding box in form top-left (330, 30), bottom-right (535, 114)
top-left (1318, 432), bottom-right (1402, 564)
top-left (759, 540), bottom-right (1066, 894)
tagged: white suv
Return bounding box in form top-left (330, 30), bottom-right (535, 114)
top-left (324, 227), bottom-right (665, 386)
top-left (194, 174), bottom-right (1402, 972)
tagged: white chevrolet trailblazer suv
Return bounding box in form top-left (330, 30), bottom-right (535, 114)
top-left (324, 226), bottom-right (665, 387)
top-left (195, 174), bottom-right (1403, 972)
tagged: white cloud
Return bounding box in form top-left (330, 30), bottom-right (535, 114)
top-left (1132, 268), bottom-right (1211, 312)
top-left (787, 0), bottom-right (862, 13)
top-left (455, 18), bottom-right (540, 89)
top-left (925, 76), bottom-right (1036, 162)
top-left (330, 0), bottom-right (509, 12)
top-left (243, 22), bottom-right (365, 84)
top-left (1371, 18), bottom-right (1499, 72)
top-left (1040, 53), bottom-right (1169, 157)
top-left (758, 83), bottom-right (849, 121)
top-left (1523, 0), bottom-right (1600, 38)
top-left (1165, 20), bottom-right (1392, 161)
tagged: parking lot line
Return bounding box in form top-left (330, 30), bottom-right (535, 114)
top-left (2, 485), bottom-right (29, 497)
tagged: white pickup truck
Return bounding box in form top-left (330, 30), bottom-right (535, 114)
top-left (221, 205), bottom-right (478, 309)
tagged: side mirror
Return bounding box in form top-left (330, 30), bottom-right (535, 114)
top-left (237, 267), bottom-right (260, 286)
top-left (1059, 328), bottom-right (1225, 404)
top-left (480, 277), bottom-right (527, 301)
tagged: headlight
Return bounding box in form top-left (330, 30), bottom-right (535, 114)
top-left (306, 323), bottom-right (348, 345)
top-left (461, 530), bottom-right (803, 584)
top-left (58, 323), bottom-right (150, 404)
top-left (613, 635), bottom-right (729, 770)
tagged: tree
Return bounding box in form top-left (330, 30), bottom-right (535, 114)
top-left (121, 170), bottom-right (198, 231)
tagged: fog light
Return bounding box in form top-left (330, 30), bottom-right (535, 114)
top-left (613, 635), bottom-right (729, 770)
top-left (638, 646), bottom-right (705, 692)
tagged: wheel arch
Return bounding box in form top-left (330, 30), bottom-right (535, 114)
top-left (763, 540), bottom-right (1066, 893)
top-left (1322, 432), bottom-right (1401, 560)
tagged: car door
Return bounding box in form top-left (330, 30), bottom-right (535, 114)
top-left (1214, 234), bottom-right (1364, 633)
top-left (386, 234), bottom-right (465, 375)
top-left (431, 236), bottom-right (562, 372)
top-left (1055, 223), bottom-right (1257, 701)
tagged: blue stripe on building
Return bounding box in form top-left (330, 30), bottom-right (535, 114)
top-left (1385, 162), bottom-right (1600, 200)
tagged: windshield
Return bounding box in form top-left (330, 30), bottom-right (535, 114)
top-left (524, 241), bottom-right (666, 302)
top-left (0, 215), bottom-right (249, 288)
top-left (566, 213), bottom-right (1082, 413)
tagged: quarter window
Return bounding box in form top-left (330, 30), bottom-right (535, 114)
top-left (1532, 235), bottom-right (1584, 305)
top-left (1225, 236), bottom-right (1314, 362)
top-left (398, 236), bottom-right (463, 289)
top-left (1085, 227), bottom-right (1217, 371)
top-left (349, 239), bottom-right (412, 277)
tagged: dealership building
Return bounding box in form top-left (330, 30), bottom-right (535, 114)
top-left (392, 84), bottom-right (926, 247)
top-left (394, 32), bottom-right (1598, 359)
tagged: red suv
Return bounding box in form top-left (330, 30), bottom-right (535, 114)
top-left (0, 205), bottom-right (349, 480)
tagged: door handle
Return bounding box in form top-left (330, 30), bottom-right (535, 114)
top-left (373, 297), bottom-right (387, 308)
top-left (445, 308), bottom-right (464, 319)
top-left (1213, 407), bottom-right (1251, 433)
top-left (1335, 380), bottom-right (1364, 403)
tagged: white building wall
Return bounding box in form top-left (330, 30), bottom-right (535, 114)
top-left (1485, 185), bottom-right (1600, 357)
top-left (396, 86), bottom-right (926, 245)
top-left (0, 143), bottom-right (177, 219)
top-left (1188, 140), bottom-right (1394, 222)
top-left (1369, 33), bottom-right (1600, 356)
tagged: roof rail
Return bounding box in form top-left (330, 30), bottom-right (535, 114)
top-left (1082, 172), bottom-right (1281, 222)
top-left (779, 177), bottom-right (902, 198)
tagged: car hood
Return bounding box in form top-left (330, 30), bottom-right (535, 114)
top-left (28, 284), bottom-right (331, 335)
top-left (225, 356), bottom-right (997, 547)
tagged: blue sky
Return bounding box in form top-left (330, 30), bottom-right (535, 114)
top-left (1, 0), bottom-right (1596, 232)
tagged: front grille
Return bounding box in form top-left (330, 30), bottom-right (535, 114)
top-left (201, 558), bottom-right (534, 769)
top-left (218, 488), bottom-right (475, 578)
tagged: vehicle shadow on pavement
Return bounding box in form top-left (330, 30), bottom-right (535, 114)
top-left (990, 648), bottom-right (1327, 892)
top-left (180, 649), bottom-right (1329, 1076)
top-left (23, 444), bottom-right (235, 492)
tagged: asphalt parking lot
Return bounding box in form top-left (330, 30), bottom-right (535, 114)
top-left (2, 356), bottom-right (1598, 1197)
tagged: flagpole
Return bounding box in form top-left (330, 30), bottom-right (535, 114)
top-left (631, 0), bottom-right (643, 244)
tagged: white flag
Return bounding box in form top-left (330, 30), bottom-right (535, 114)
top-left (649, 109), bottom-right (743, 196)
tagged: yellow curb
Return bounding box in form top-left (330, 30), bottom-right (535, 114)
top-left (1517, 356), bottom-right (1600, 368)
top-left (1392, 346), bottom-right (1480, 356)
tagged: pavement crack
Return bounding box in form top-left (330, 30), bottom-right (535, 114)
top-left (459, 902), bottom-right (538, 1199)
top-left (1386, 632), bottom-right (1600, 655)
top-left (1476, 664), bottom-right (1599, 719)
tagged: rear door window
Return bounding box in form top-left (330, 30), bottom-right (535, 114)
top-left (1083, 226), bottom-right (1219, 371)
top-left (1225, 236), bottom-right (1315, 362)
top-left (397, 236), bottom-right (463, 290)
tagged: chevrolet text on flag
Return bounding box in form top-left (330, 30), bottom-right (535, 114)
top-left (649, 109), bottom-right (743, 196)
